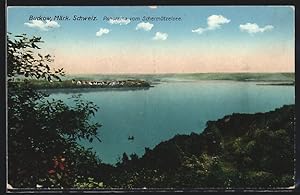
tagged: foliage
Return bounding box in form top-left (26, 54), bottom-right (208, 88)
top-left (7, 33), bottom-right (295, 189)
top-left (99, 105), bottom-right (295, 188)
top-left (7, 32), bottom-right (64, 81)
top-left (74, 177), bottom-right (104, 189)
top-left (7, 33), bottom-right (102, 188)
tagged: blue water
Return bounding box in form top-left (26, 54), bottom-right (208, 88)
top-left (48, 80), bottom-right (295, 164)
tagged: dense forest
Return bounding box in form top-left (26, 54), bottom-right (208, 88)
top-left (95, 104), bottom-right (295, 188)
top-left (7, 33), bottom-right (295, 189)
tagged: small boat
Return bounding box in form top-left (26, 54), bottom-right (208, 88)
top-left (128, 136), bottom-right (134, 140)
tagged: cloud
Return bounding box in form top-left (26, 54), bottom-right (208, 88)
top-left (96, 28), bottom-right (110, 37)
top-left (207, 15), bottom-right (231, 30)
top-left (149, 6), bottom-right (158, 9)
top-left (136, 22), bottom-right (154, 31)
top-left (24, 20), bottom-right (60, 31)
top-left (192, 14), bottom-right (230, 34)
top-left (191, 27), bottom-right (206, 34)
top-left (153, 32), bottom-right (168, 41)
top-left (108, 18), bottom-right (130, 25)
top-left (239, 23), bottom-right (274, 34)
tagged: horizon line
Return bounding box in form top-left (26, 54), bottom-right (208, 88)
top-left (65, 72), bottom-right (295, 76)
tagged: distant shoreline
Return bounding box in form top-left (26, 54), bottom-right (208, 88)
top-left (65, 72), bottom-right (294, 76)
top-left (62, 72), bottom-right (295, 83)
top-left (256, 82), bottom-right (294, 86)
top-left (12, 79), bottom-right (152, 90)
top-left (38, 86), bottom-right (153, 94)
top-left (11, 72), bottom-right (294, 90)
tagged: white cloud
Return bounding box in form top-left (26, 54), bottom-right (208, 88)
top-left (192, 14), bottom-right (230, 34)
top-left (149, 6), bottom-right (158, 9)
top-left (191, 27), bottom-right (206, 34)
top-left (239, 23), bottom-right (274, 34)
top-left (108, 18), bottom-right (131, 25)
top-left (153, 32), bottom-right (168, 41)
top-left (24, 20), bottom-right (60, 31)
top-left (136, 22), bottom-right (154, 31)
top-left (207, 15), bottom-right (231, 30)
top-left (96, 28), bottom-right (110, 37)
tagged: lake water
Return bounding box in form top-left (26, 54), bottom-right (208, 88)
top-left (48, 80), bottom-right (295, 164)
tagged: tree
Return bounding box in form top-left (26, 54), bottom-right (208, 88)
top-left (7, 33), bottom-right (102, 188)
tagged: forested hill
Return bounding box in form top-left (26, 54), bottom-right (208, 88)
top-left (97, 105), bottom-right (295, 188)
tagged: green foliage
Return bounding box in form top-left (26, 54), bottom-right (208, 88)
top-left (7, 33), bottom-right (102, 188)
top-left (74, 177), bottom-right (104, 189)
top-left (6, 33), bottom-right (294, 189)
top-left (7, 33), bottom-right (64, 81)
top-left (99, 105), bottom-right (295, 188)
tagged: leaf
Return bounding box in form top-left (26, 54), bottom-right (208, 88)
top-left (56, 173), bottom-right (62, 180)
top-left (31, 43), bottom-right (41, 49)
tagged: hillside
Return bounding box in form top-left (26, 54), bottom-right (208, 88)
top-left (95, 105), bottom-right (295, 188)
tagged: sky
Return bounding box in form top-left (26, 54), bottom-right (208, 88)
top-left (7, 6), bottom-right (295, 74)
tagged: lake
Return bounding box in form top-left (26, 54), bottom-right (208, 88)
top-left (48, 80), bottom-right (295, 164)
